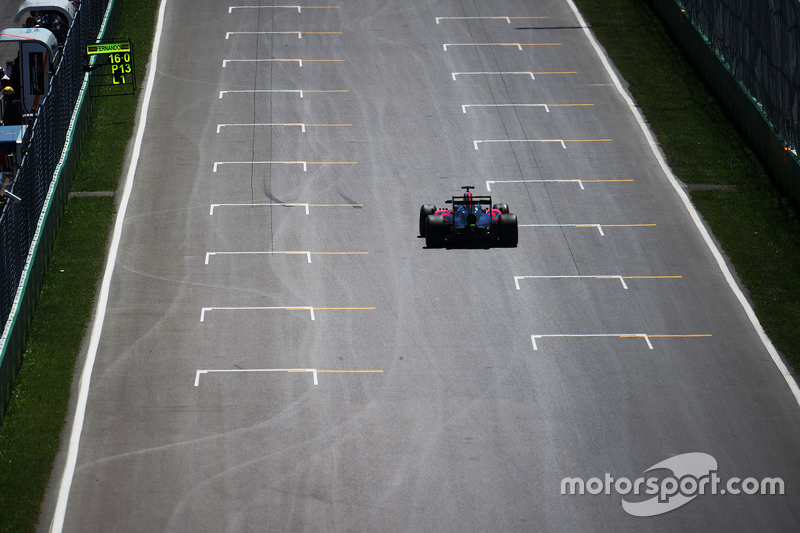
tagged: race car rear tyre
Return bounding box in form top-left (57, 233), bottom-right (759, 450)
top-left (493, 203), bottom-right (509, 214)
top-left (426, 215), bottom-right (446, 248)
top-left (419, 205), bottom-right (436, 236)
top-left (499, 213), bottom-right (518, 247)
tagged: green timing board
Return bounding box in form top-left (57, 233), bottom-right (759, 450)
top-left (86, 41), bottom-right (131, 55)
top-left (86, 40), bottom-right (135, 93)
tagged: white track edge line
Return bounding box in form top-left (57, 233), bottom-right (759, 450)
top-left (564, 0), bottom-right (800, 406)
top-left (49, 0), bottom-right (169, 531)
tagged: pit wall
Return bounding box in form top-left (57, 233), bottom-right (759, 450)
top-left (0, 0), bottom-right (123, 422)
top-left (650, 0), bottom-right (800, 207)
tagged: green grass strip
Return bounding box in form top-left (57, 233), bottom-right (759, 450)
top-left (573, 0), bottom-right (800, 369)
top-left (0, 197), bottom-right (114, 532)
top-left (0, 1), bottom-right (159, 531)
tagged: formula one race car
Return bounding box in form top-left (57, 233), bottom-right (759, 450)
top-left (419, 186), bottom-right (518, 248)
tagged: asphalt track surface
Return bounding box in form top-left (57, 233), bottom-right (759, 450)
top-left (42, 0), bottom-right (800, 531)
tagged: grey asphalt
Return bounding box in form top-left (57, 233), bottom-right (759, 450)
top-left (41, 0), bottom-right (800, 531)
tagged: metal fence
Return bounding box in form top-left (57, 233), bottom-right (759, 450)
top-left (679, 0), bottom-right (800, 151)
top-left (0, 0), bottom-right (111, 328)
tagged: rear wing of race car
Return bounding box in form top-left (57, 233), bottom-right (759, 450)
top-left (446, 196), bottom-right (493, 208)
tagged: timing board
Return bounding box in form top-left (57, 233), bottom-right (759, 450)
top-left (86, 40), bottom-right (135, 95)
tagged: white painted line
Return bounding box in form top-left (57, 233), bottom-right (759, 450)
top-left (208, 203), bottom-right (362, 215)
top-left (227, 31), bottom-right (303, 39)
top-left (486, 179), bottom-right (630, 191)
top-left (217, 123), bottom-right (306, 133)
top-left (515, 275), bottom-right (628, 289)
top-left (200, 306), bottom-right (316, 322)
top-left (200, 306), bottom-right (373, 322)
top-left (452, 71), bottom-right (535, 81)
top-left (464, 103), bottom-right (548, 113)
top-left (228, 5), bottom-right (339, 13)
top-left (195, 368), bottom-right (318, 386)
top-left (444, 42), bottom-right (523, 51)
top-left (213, 161), bottom-right (356, 172)
top-left (205, 251), bottom-right (312, 264)
top-left (531, 333), bottom-right (711, 350)
top-left (218, 89), bottom-right (349, 99)
top-left (219, 89), bottom-right (304, 99)
top-left (519, 223), bottom-right (657, 235)
top-left (210, 203), bottom-right (310, 215)
top-left (476, 139), bottom-right (612, 150)
top-left (565, 0), bottom-right (800, 406)
top-left (436, 16), bottom-right (512, 23)
top-left (486, 179), bottom-right (583, 191)
top-left (50, 0), bottom-right (169, 531)
top-left (223, 58), bottom-right (302, 67)
top-left (463, 103), bottom-right (593, 113)
top-left (475, 139), bottom-right (567, 150)
top-left (531, 334), bottom-right (653, 350)
top-left (213, 161), bottom-right (308, 172)
top-left (229, 5), bottom-right (302, 13)
top-left (519, 223), bottom-right (603, 235)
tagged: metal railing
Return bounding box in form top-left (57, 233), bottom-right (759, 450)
top-left (679, 0), bottom-right (800, 151)
top-left (0, 0), bottom-right (111, 327)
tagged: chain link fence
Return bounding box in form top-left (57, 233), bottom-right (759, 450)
top-left (679, 0), bottom-right (800, 151)
top-left (0, 0), bottom-right (111, 328)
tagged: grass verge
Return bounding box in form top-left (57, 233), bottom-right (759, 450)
top-left (0, 198), bottom-right (115, 532)
top-left (573, 0), bottom-right (800, 371)
top-left (0, 1), bottom-right (158, 531)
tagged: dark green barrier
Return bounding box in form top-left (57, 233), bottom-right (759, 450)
top-left (651, 0), bottom-right (800, 209)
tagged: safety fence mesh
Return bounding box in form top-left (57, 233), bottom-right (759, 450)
top-left (678, 0), bottom-right (800, 150)
top-left (0, 0), bottom-right (110, 327)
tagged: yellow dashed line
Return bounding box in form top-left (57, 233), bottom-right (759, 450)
top-left (305, 203), bottom-right (363, 207)
top-left (316, 370), bottom-right (384, 373)
top-left (648, 334), bottom-right (713, 338)
top-left (306, 161), bottom-right (358, 165)
top-left (308, 252), bottom-right (369, 255)
top-left (620, 276), bottom-right (682, 279)
top-left (313, 307), bottom-right (376, 310)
